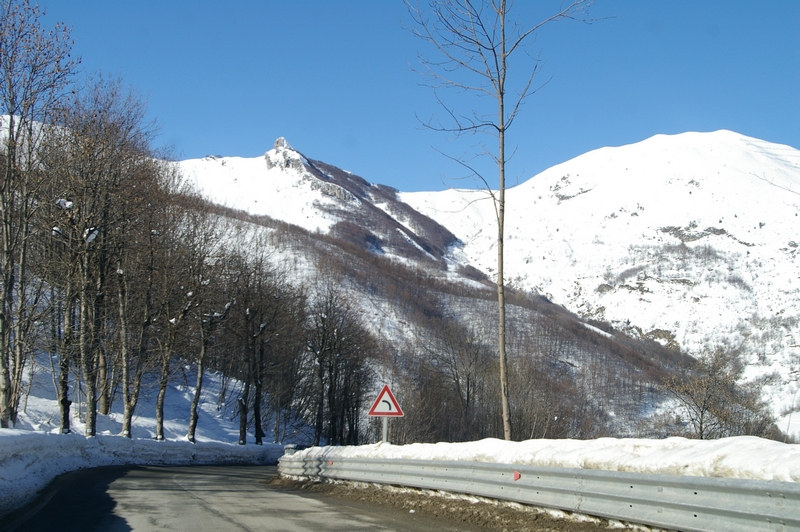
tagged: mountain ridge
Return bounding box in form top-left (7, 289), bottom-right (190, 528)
top-left (402, 130), bottom-right (800, 428)
top-left (181, 137), bottom-right (459, 268)
top-left (179, 129), bottom-right (800, 435)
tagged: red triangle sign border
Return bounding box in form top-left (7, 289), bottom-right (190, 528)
top-left (368, 384), bottom-right (404, 417)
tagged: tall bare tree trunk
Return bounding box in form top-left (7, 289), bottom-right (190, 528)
top-left (0, 117), bottom-right (20, 429)
top-left (118, 274), bottom-right (149, 438)
top-left (187, 351), bottom-right (204, 443)
top-left (0, 160), bottom-right (13, 428)
top-left (118, 282), bottom-right (132, 437)
top-left (238, 382), bottom-right (249, 446)
top-left (187, 320), bottom-right (207, 444)
top-left (156, 307), bottom-right (189, 440)
top-left (8, 202), bottom-right (37, 427)
top-left (79, 256), bottom-right (97, 437)
top-left (155, 301), bottom-right (190, 440)
top-left (58, 351), bottom-right (72, 433)
top-left (495, 1), bottom-right (512, 441)
top-left (55, 284), bottom-right (74, 434)
top-left (0, 0), bottom-right (77, 430)
top-left (155, 353), bottom-right (170, 440)
top-left (410, 0), bottom-right (591, 442)
top-left (253, 344), bottom-right (265, 445)
top-left (313, 355), bottom-right (325, 446)
top-left (97, 348), bottom-right (110, 415)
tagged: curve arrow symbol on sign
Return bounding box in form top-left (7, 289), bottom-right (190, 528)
top-left (368, 385), bottom-right (404, 417)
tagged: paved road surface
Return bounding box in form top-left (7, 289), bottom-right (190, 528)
top-left (0, 464), bottom-right (475, 532)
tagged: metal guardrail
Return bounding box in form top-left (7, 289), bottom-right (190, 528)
top-left (279, 454), bottom-right (800, 532)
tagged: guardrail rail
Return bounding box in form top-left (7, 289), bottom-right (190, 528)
top-left (279, 454), bottom-right (800, 532)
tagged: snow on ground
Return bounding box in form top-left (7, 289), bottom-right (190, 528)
top-left (294, 435), bottom-right (800, 483)
top-left (0, 361), bottom-right (283, 517)
top-left (4, 344), bottom-right (799, 521)
top-left (0, 429), bottom-right (281, 517)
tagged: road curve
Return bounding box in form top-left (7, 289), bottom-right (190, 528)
top-left (0, 464), bottom-right (474, 532)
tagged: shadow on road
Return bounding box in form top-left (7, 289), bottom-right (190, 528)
top-left (0, 465), bottom-right (133, 532)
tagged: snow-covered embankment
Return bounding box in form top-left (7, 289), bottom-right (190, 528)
top-left (292, 436), bottom-right (800, 483)
top-left (0, 430), bottom-right (281, 516)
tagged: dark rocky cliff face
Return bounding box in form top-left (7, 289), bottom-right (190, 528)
top-left (265, 136), bottom-right (460, 267)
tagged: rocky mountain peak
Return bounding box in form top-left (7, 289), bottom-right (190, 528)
top-left (265, 137), bottom-right (307, 172)
top-left (273, 136), bottom-right (293, 151)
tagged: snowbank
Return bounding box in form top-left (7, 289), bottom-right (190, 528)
top-left (0, 430), bottom-right (282, 517)
top-left (0, 362), bottom-right (294, 517)
top-left (295, 436), bottom-right (800, 483)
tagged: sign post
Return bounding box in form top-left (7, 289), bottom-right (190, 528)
top-left (367, 384), bottom-right (403, 443)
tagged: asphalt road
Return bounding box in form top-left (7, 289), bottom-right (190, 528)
top-left (0, 464), bottom-right (476, 532)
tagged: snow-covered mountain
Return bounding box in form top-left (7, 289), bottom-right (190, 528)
top-left (181, 137), bottom-right (458, 267)
top-left (402, 130), bottom-right (800, 422)
top-left (178, 130), bottom-right (800, 434)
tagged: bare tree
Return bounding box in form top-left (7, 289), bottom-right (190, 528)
top-left (39, 211), bottom-right (78, 433)
top-left (409, 0), bottom-right (592, 439)
top-left (663, 349), bottom-right (776, 440)
top-left (186, 289), bottom-right (232, 443)
top-left (306, 281), bottom-right (375, 446)
top-left (41, 75), bottom-right (155, 437)
top-left (115, 156), bottom-right (173, 438)
top-left (421, 320), bottom-right (492, 441)
top-left (186, 226), bottom-right (235, 444)
top-left (223, 240), bottom-right (273, 446)
top-left (220, 234), bottom-right (309, 446)
top-left (263, 290), bottom-right (306, 444)
top-left (0, 0), bottom-right (77, 428)
top-left (151, 192), bottom-right (211, 441)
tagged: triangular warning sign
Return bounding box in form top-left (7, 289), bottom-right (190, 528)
top-left (368, 385), bottom-right (404, 417)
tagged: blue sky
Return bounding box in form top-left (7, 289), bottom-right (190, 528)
top-left (42, 1), bottom-right (800, 192)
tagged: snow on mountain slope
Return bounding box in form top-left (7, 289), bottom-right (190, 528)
top-left (180, 138), bottom-right (341, 233)
top-left (402, 130), bottom-right (800, 429)
top-left (176, 129), bottom-right (800, 434)
top-left (180, 137), bottom-right (458, 267)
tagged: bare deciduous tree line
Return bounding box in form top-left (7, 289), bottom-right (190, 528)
top-left (302, 206), bottom-right (783, 443)
top-left (0, 0), bottom-right (378, 446)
